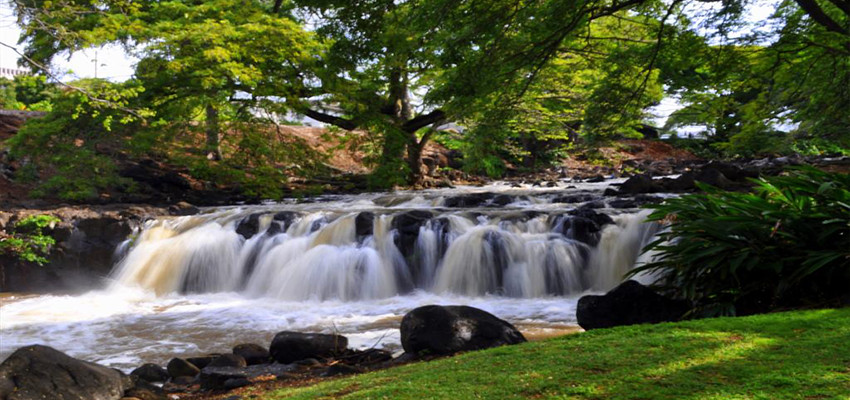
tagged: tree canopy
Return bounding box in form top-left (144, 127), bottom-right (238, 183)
top-left (3, 0), bottom-right (849, 197)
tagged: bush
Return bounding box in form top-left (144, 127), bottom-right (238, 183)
top-left (632, 167), bottom-right (850, 316)
top-left (0, 215), bottom-right (61, 265)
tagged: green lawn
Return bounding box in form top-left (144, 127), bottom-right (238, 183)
top-left (258, 308), bottom-right (850, 399)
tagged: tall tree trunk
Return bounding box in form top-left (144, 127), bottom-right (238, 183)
top-left (205, 104), bottom-right (221, 161)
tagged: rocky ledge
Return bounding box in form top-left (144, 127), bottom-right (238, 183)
top-left (0, 203), bottom-right (197, 292)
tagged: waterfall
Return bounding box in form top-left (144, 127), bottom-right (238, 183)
top-left (110, 198), bottom-right (660, 300)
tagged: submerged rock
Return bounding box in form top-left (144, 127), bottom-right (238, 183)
top-left (576, 280), bottom-right (689, 330)
top-left (0, 344), bottom-right (132, 400)
top-left (400, 305), bottom-right (526, 356)
top-left (269, 331), bottom-right (349, 364)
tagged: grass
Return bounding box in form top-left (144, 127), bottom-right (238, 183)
top-left (242, 308), bottom-right (850, 400)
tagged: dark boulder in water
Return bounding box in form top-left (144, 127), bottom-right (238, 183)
top-left (392, 210), bottom-right (434, 260)
top-left (550, 209), bottom-right (613, 246)
top-left (576, 280), bottom-right (689, 330)
top-left (267, 211), bottom-right (298, 235)
top-left (233, 343), bottom-right (271, 366)
top-left (400, 305), bottom-right (526, 356)
top-left (235, 213), bottom-right (263, 239)
top-left (130, 363), bottom-right (169, 383)
top-left (269, 331), bottom-right (349, 364)
top-left (355, 212), bottom-right (375, 239)
top-left (0, 344), bottom-right (133, 400)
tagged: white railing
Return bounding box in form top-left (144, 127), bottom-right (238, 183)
top-left (0, 67), bottom-right (29, 79)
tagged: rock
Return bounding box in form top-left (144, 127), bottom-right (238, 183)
top-left (235, 213), bottom-right (262, 239)
top-left (168, 201), bottom-right (199, 216)
top-left (585, 175), bottom-right (606, 183)
top-left (0, 344), bottom-right (132, 400)
top-left (693, 168), bottom-right (735, 189)
top-left (166, 358), bottom-right (200, 378)
top-left (130, 363), bottom-right (169, 383)
top-left (442, 192), bottom-right (495, 208)
top-left (269, 331), bottom-right (349, 364)
top-left (185, 356), bottom-right (217, 370)
top-left (123, 381), bottom-right (167, 400)
top-left (391, 210), bottom-right (434, 269)
top-left (355, 212), bottom-right (375, 238)
top-left (576, 280), bottom-right (689, 330)
top-left (322, 364), bottom-right (361, 377)
top-left (552, 193), bottom-right (597, 204)
top-left (617, 175), bottom-right (661, 195)
top-left (579, 200), bottom-right (606, 210)
top-left (400, 305), bottom-right (526, 356)
top-left (233, 343), bottom-right (271, 366)
top-left (207, 354), bottom-right (247, 368)
top-left (702, 161), bottom-right (752, 181)
top-left (199, 367), bottom-right (249, 391)
top-left (552, 215), bottom-right (603, 246)
top-left (267, 212), bottom-right (298, 235)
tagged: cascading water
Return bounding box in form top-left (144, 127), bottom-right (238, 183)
top-left (110, 205), bottom-right (658, 301)
top-left (1, 181), bottom-right (664, 371)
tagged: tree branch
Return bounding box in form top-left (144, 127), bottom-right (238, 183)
top-left (297, 105), bottom-right (358, 130)
top-left (793, 0), bottom-right (849, 35)
top-left (401, 110), bottom-right (446, 133)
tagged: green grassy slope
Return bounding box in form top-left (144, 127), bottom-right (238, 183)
top-left (260, 308), bottom-right (850, 400)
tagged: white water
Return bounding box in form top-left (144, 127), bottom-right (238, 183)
top-left (1, 182), bottom-right (661, 370)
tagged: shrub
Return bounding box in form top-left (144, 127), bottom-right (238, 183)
top-left (0, 215), bottom-right (61, 265)
top-left (632, 167), bottom-right (850, 316)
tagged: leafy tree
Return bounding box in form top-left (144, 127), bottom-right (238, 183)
top-left (0, 215), bottom-right (61, 265)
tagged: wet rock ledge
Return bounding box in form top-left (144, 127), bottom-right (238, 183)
top-left (0, 203), bottom-right (196, 292)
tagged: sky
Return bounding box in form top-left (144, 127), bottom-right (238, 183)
top-left (0, 2), bottom-right (137, 81)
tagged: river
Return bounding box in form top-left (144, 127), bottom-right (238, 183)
top-left (0, 180), bottom-right (661, 371)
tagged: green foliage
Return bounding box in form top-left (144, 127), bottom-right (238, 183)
top-left (0, 75), bottom-right (57, 111)
top-left (633, 167), bottom-right (850, 316)
top-left (262, 309), bottom-right (850, 399)
top-left (7, 79), bottom-right (145, 201)
top-left (0, 215), bottom-right (61, 265)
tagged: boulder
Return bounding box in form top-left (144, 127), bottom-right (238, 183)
top-left (130, 363), bottom-right (169, 383)
top-left (166, 358), bottom-right (200, 378)
top-left (185, 355), bottom-right (217, 370)
top-left (198, 367), bottom-right (250, 391)
top-left (267, 211), bottom-right (298, 235)
top-left (0, 345), bottom-right (132, 400)
top-left (617, 175), bottom-right (661, 195)
top-left (269, 331), bottom-right (348, 364)
top-left (355, 212), bottom-right (375, 238)
top-left (207, 354), bottom-right (247, 369)
top-left (232, 343), bottom-right (271, 366)
top-left (576, 280), bottom-right (689, 330)
top-left (235, 213), bottom-right (262, 239)
top-left (400, 305), bottom-right (526, 356)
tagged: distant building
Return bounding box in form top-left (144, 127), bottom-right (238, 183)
top-left (0, 67), bottom-right (29, 79)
